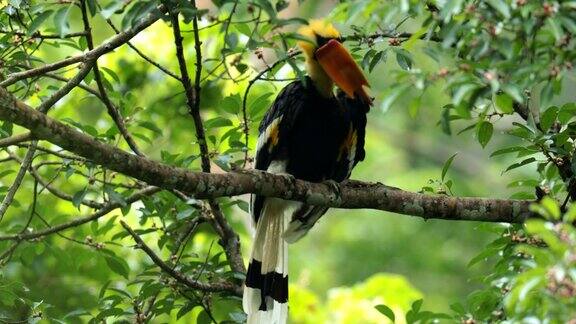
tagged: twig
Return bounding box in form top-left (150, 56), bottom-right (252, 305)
top-left (169, 9), bottom-right (210, 171)
top-left (341, 31), bottom-right (442, 43)
top-left (119, 220), bottom-right (242, 295)
top-left (0, 30), bottom-right (88, 39)
top-left (0, 5), bottom-right (167, 87)
top-left (80, 0), bottom-right (143, 157)
top-left (9, 153), bottom-right (104, 209)
top-left (0, 186), bottom-right (159, 241)
top-left (105, 19), bottom-right (181, 82)
top-left (37, 62), bottom-right (95, 113)
top-left (0, 141), bottom-right (36, 222)
top-left (43, 71), bottom-right (103, 99)
top-left (170, 1), bottom-right (245, 273)
top-left (0, 132), bottom-right (31, 148)
top-left (220, 0), bottom-right (240, 81)
top-left (16, 143), bottom-right (87, 162)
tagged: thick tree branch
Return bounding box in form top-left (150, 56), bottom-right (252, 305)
top-left (0, 87), bottom-right (536, 224)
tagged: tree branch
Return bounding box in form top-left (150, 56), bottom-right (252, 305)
top-left (0, 5), bottom-right (167, 87)
top-left (169, 6), bottom-right (245, 274)
top-left (105, 19), bottom-right (181, 82)
top-left (0, 141), bottom-right (36, 222)
top-left (0, 30), bottom-right (88, 39)
top-left (119, 220), bottom-right (242, 295)
top-left (0, 87), bottom-right (536, 224)
top-left (0, 186), bottom-right (159, 241)
top-left (80, 0), bottom-right (143, 157)
top-left (8, 152), bottom-right (104, 209)
top-left (0, 132), bottom-right (31, 148)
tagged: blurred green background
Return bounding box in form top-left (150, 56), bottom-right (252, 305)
top-left (0, 0), bottom-right (546, 322)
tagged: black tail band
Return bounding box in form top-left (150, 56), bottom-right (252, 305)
top-left (245, 260), bottom-right (288, 310)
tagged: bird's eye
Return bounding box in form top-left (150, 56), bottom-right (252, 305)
top-left (316, 35), bottom-right (329, 47)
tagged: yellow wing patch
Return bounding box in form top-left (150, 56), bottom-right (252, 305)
top-left (268, 121), bottom-right (281, 150)
top-left (257, 117), bottom-right (283, 154)
top-left (338, 127), bottom-right (357, 160)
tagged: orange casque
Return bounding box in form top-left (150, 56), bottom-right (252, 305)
top-left (315, 39), bottom-right (372, 106)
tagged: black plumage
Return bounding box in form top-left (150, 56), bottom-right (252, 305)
top-left (251, 77), bottom-right (368, 223)
top-left (245, 76), bottom-right (369, 313)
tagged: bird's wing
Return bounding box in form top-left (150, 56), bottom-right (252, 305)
top-left (332, 90), bottom-right (369, 181)
top-left (251, 80), bottom-right (309, 223)
top-left (283, 90), bottom-right (370, 243)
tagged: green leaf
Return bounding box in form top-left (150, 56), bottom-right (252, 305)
top-left (476, 121), bottom-right (493, 148)
top-left (249, 92), bottom-right (274, 118)
top-left (453, 83), bottom-right (479, 106)
top-left (375, 304), bottom-right (395, 322)
top-left (441, 153), bottom-right (458, 181)
top-left (540, 106), bottom-right (558, 132)
top-left (380, 84), bottom-right (410, 113)
top-left (87, 0), bottom-right (98, 16)
top-left (547, 17), bottom-right (564, 42)
top-left (100, 67), bottom-right (120, 83)
top-left (441, 107), bottom-right (452, 135)
top-left (494, 93), bottom-right (514, 113)
top-left (235, 24), bottom-right (251, 36)
top-left (449, 302), bottom-right (466, 315)
top-left (105, 187), bottom-right (126, 207)
top-left (490, 146), bottom-right (523, 157)
top-left (369, 51), bottom-right (384, 72)
top-left (28, 10), bottom-right (53, 35)
top-left (101, 0), bottom-right (125, 19)
top-left (0, 170), bottom-right (14, 179)
top-left (504, 157), bottom-right (536, 173)
top-left (225, 33), bottom-right (238, 49)
top-left (104, 255), bottom-right (130, 279)
top-left (221, 94), bottom-right (242, 114)
top-left (53, 6), bottom-right (72, 37)
top-left (72, 188), bottom-right (87, 209)
top-left (486, 0), bottom-right (510, 18)
top-left (204, 117), bottom-right (233, 129)
top-left (502, 84), bottom-right (524, 103)
top-left (138, 121), bottom-right (163, 136)
top-left (394, 48), bottom-right (413, 70)
top-left (410, 299), bottom-right (423, 314)
top-left (540, 197), bottom-right (561, 220)
top-left (196, 310), bottom-right (212, 324)
top-left (177, 302), bottom-right (196, 319)
top-left (540, 82), bottom-right (554, 109)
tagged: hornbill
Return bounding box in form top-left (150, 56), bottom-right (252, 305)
top-left (243, 20), bottom-right (372, 324)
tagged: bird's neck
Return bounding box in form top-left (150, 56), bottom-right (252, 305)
top-left (306, 58), bottom-right (334, 98)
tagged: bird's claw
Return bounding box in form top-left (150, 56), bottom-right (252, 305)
top-left (322, 179), bottom-right (342, 202)
top-left (280, 173), bottom-right (297, 185)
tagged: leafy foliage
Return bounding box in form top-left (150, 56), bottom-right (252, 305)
top-left (0, 0), bottom-right (574, 323)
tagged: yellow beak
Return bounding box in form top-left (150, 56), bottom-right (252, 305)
top-left (315, 39), bottom-right (372, 105)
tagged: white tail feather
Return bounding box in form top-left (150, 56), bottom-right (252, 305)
top-left (244, 198), bottom-right (291, 324)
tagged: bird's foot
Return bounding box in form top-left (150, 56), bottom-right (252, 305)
top-left (278, 173), bottom-right (297, 186)
top-left (322, 179), bottom-right (342, 203)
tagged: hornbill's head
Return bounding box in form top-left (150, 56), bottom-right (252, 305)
top-left (298, 20), bottom-right (371, 105)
